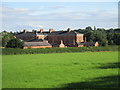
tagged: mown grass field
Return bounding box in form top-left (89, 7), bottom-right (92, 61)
top-left (2, 51), bottom-right (119, 88)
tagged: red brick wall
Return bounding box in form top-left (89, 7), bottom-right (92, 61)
top-left (24, 45), bottom-right (52, 49)
top-left (48, 34), bottom-right (76, 46)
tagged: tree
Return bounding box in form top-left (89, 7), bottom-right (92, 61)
top-left (2, 31), bottom-right (14, 47)
top-left (93, 30), bottom-right (108, 46)
top-left (6, 38), bottom-right (24, 48)
top-left (107, 33), bottom-right (114, 45)
top-left (100, 39), bottom-right (108, 46)
top-left (97, 28), bottom-right (105, 31)
top-left (113, 33), bottom-right (120, 45)
top-left (85, 31), bottom-right (94, 42)
top-left (85, 26), bottom-right (93, 31)
top-left (94, 26), bottom-right (96, 30)
top-left (114, 28), bottom-right (120, 33)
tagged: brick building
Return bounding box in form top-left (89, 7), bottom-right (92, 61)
top-left (15, 28), bottom-right (99, 48)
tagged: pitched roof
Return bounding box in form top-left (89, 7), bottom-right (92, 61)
top-left (15, 30), bottom-right (83, 36)
top-left (48, 30), bottom-right (83, 35)
top-left (16, 32), bottom-right (36, 35)
top-left (77, 42), bottom-right (97, 45)
top-left (37, 31), bottom-right (49, 35)
top-left (15, 32), bottom-right (36, 41)
top-left (28, 39), bottom-right (44, 42)
top-left (24, 42), bottom-right (52, 46)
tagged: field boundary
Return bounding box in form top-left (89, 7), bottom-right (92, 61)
top-left (2, 45), bottom-right (119, 55)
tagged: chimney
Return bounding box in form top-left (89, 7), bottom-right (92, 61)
top-left (35, 31), bottom-right (37, 34)
top-left (23, 29), bottom-right (28, 33)
top-left (67, 28), bottom-right (71, 32)
top-left (13, 36), bottom-right (16, 38)
top-left (49, 28), bottom-right (53, 33)
top-left (32, 30), bottom-right (37, 34)
top-left (60, 40), bottom-right (63, 44)
top-left (40, 28), bottom-right (44, 33)
top-left (84, 37), bottom-right (86, 42)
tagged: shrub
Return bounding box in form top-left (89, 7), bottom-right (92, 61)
top-left (6, 38), bottom-right (24, 48)
top-left (2, 45), bottom-right (119, 55)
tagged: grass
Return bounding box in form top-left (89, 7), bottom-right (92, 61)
top-left (2, 51), bottom-right (119, 88)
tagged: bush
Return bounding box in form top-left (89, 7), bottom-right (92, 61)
top-left (2, 45), bottom-right (119, 55)
top-left (6, 38), bottom-right (24, 48)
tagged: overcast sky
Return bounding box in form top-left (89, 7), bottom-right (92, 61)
top-left (1, 2), bottom-right (118, 32)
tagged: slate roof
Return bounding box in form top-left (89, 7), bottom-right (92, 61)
top-left (77, 42), bottom-right (97, 45)
top-left (36, 31), bottom-right (49, 35)
top-left (16, 32), bottom-right (36, 35)
top-left (48, 30), bottom-right (83, 35)
top-left (24, 42), bottom-right (52, 46)
top-left (37, 31), bottom-right (49, 34)
top-left (28, 39), bottom-right (44, 42)
top-left (15, 30), bottom-right (83, 36)
top-left (15, 32), bottom-right (36, 41)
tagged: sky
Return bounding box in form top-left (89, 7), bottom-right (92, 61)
top-left (1, 2), bottom-right (118, 32)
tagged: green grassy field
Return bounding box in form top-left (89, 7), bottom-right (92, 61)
top-left (2, 51), bottom-right (119, 88)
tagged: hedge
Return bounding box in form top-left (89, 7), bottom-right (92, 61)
top-left (2, 45), bottom-right (119, 55)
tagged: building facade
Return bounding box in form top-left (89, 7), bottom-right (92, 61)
top-left (15, 28), bottom-right (99, 48)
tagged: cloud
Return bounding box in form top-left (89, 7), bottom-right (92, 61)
top-left (1, 3), bottom-right (118, 32)
top-left (14, 8), bottom-right (29, 11)
top-left (15, 24), bottom-right (44, 31)
top-left (50, 6), bottom-right (66, 9)
top-left (2, 3), bottom-right (117, 21)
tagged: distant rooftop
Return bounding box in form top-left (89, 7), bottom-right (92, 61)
top-left (24, 42), bottom-right (51, 46)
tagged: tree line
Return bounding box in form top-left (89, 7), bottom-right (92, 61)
top-left (1, 31), bottom-right (24, 48)
top-left (75, 26), bottom-right (120, 46)
top-left (2, 46), bottom-right (119, 55)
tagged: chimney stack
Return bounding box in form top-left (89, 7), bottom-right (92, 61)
top-left (67, 28), bottom-right (71, 32)
top-left (32, 30), bottom-right (37, 34)
top-left (84, 37), bottom-right (86, 42)
top-left (60, 40), bottom-right (63, 44)
top-left (23, 29), bottom-right (28, 33)
top-left (40, 28), bottom-right (44, 33)
top-left (49, 28), bottom-right (53, 33)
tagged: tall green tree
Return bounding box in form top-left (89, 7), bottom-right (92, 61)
top-left (1, 31), bottom-right (14, 47)
top-left (85, 26), bottom-right (93, 30)
top-left (107, 33), bottom-right (114, 45)
top-left (113, 33), bottom-right (120, 45)
top-left (93, 30), bottom-right (108, 46)
top-left (94, 26), bottom-right (96, 30)
top-left (85, 31), bottom-right (94, 42)
top-left (6, 38), bottom-right (24, 48)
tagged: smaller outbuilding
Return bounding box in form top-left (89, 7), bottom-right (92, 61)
top-left (24, 42), bottom-right (52, 49)
top-left (59, 40), bottom-right (66, 48)
top-left (76, 42), bottom-right (99, 47)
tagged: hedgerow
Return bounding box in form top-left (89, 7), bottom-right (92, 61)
top-left (2, 45), bottom-right (119, 55)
